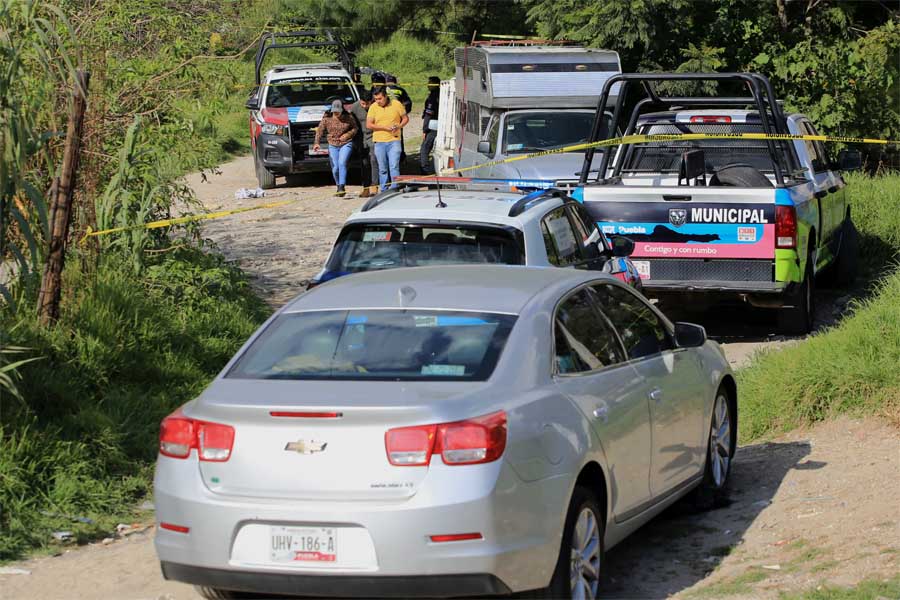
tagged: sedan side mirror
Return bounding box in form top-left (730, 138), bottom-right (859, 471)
top-left (674, 322), bottom-right (706, 348)
top-left (477, 140), bottom-right (492, 155)
top-left (610, 235), bottom-right (635, 257)
top-left (836, 148), bottom-right (862, 172)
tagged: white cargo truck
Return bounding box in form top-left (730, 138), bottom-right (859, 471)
top-left (433, 42), bottom-right (621, 184)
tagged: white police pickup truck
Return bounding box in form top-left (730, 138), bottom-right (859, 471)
top-left (576, 73), bottom-right (861, 334)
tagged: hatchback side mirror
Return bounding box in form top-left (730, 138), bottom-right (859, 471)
top-left (477, 140), bottom-right (492, 155)
top-left (610, 235), bottom-right (635, 257)
top-left (836, 148), bottom-right (862, 172)
top-left (674, 322), bottom-right (706, 348)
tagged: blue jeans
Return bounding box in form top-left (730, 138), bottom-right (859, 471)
top-left (328, 142), bottom-right (353, 186)
top-left (374, 140), bottom-right (402, 191)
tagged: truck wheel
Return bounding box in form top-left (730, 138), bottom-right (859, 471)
top-left (255, 156), bottom-right (276, 190)
top-left (832, 217), bottom-right (859, 287)
top-left (709, 164), bottom-right (773, 188)
top-left (777, 255), bottom-right (815, 335)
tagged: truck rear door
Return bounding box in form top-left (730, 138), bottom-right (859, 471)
top-left (581, 187), bottom-right (777, 288)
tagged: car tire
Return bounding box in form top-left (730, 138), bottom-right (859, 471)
top-left (522, 486), bottom-right (605, 599)
top-left (195, 586), bottom-right (242, 600)
top-left (708, 163), bottom-right (773, 188)
top-left (777, 252), bottom-right (815, 335)
top-left (692, 385), bottom-right (736, 510)
top-left (832, 217), bottom-right (859, 287)
top-left (255, 156), bottom-right (276, 190)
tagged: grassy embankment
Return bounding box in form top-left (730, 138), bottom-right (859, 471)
top-left (738, 173), bottom-right (900, 440)
top-left (0, 2), bottom-right (273, 560)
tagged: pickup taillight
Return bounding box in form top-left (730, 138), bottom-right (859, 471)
top-left (775, 205), bottom-right (798, 249)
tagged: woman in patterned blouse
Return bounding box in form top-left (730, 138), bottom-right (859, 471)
top-left (314, 99), bottom-right (358, 196)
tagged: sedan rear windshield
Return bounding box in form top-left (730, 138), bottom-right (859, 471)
top-left (265, 77), bottom-right (356, 107)
top-left (227, 310), bottom-right (517, 381)
top-left (324, 224), bottom-right (524, 276)
top-left (621, 122), bottom-right (781, 174)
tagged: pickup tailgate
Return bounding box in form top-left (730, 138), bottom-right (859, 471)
top-left (581, 186), bottom-right (778, 288)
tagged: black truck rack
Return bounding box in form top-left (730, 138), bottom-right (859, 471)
top-left (579, 72), bottom-right (801, 187)
top-left (254, 30), bottom-right (355, 86)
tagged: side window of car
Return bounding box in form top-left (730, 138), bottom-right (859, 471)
top-left (592, 284), bottom-right (673, 360)
top-left (541, 206), bottom-right (584, 267)
top-left (553, 289), bottom-right (624, 374)
top-left (568, 204), bottom-right (608, 253)
top-left (801, 122), bottom-right (828, 173)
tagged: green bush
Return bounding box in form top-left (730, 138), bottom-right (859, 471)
top-left (356, 32), bottom-right (455, 106)
top-left (0, 250), bottom-right (268, 560)
top-left (738, 174), bottom-right (900, 440)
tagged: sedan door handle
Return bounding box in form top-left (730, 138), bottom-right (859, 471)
top-left (649, 388), bottom-right (663, 402)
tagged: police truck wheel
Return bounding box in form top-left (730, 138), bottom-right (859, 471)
top-left (777, 256), bottom-right (814, 335)
top-left (833, 217), bottom-right (859, 287)
top-left (255, 157), bottom-right (276, 190)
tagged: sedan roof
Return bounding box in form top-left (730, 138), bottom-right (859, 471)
top-left (284, 265), bottom-right (614, 315)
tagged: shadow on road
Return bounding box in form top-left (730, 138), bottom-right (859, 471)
top-left (603, 439), bottom-right (815, 598)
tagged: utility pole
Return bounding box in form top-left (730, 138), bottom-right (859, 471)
top-left (37, 70), bottom-right (90, 326)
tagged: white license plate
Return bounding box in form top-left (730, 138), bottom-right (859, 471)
top-left (309, 144), bottom-right (329, 156)
top-left (270, 526), bottom-right (337, 563)
top-left (633, 260), bottom-right (651, 279)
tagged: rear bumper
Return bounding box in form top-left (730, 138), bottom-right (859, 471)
top-left (153, 455), bottom-right (566, 594)
top-left (643, 279), bottom-right (787, 294)
top-left (160, 561), bottom-right (512, 598)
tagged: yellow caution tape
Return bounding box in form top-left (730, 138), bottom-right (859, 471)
top-left (80, 197), bottom-right (299, 243)
top-left (81, 131), bottom-right (894, 241)
top-left (441, 132), bottom-right (895, 176)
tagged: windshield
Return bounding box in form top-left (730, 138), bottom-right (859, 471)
top-left (264, 77), bottom-right (356, 108)
top-left (324, 224), bottom-right (524, 276)
top-left (621, 121), bottom-right (779, 174)
top-left (227, 310), bottom-right (517, 381)
top-left (503, 112), bottom-right (605, 154)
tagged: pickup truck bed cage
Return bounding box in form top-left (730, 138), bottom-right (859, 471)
top-left (579, 73), bottom-right (800, 186)
top-left (254, 30), bottom-right (354, 85)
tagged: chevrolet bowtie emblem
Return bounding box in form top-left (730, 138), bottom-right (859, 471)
top-left (284, 439), bottom-right (328, 454)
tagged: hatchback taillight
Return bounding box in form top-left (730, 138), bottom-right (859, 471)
top-left (385, 411), bottom-right (507, 467)
top-left (159, 408), bottom-right (234, 462)
top-left (776, 205), bottom-right (798, 249)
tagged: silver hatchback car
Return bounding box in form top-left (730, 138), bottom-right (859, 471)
top-left (154, 266), bottom-right (737, 599)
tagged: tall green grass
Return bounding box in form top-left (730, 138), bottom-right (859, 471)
top-left (738, 173), bottom-right (900, 440)
top-left (0, 250), bottom-right (268, 559)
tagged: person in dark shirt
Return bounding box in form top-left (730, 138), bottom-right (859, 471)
top-left (420, 76), bottom-right (441, 175)
top-left (349, 90), bottom-right (378, 197)
top-left (385, 74), bottom-right (412, 162)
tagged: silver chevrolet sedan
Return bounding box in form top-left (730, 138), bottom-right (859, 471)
top-left (154, 266), bottom-right (737, 599)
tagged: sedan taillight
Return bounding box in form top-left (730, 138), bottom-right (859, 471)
top-left (159, 408), bottom-right (235, 462)
top-left (385, 411), bottom-right (507, 467)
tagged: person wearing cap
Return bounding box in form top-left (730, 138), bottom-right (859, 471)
top-left (314, 99), bottom-right (358, 197)
top-left (366, 87), bottom-right (408, 191)
top-left (349, 90), bottom-right (378, 197)
top-left (420, 76), bottom-right (441, 175)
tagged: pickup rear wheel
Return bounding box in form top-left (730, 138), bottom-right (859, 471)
top-left (777, 254), bottom-right (815, 335)
top-left (708, 163), bottom-right (773, 188)
top-left (832, 217), bottom-right (859, 287)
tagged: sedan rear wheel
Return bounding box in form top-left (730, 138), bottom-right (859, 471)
top-left (524, 486), bottom-right (605, 599)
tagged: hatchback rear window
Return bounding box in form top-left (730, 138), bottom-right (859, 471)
top-left (324, 224), bottom-right (524, 276)
top-left (227, 310), bottom-right (517, 381)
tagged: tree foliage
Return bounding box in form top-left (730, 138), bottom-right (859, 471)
top-left (522, 0), bottom-right (899, 141)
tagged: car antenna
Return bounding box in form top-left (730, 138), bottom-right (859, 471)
top-left (434, 174), bottom-right (447, 208)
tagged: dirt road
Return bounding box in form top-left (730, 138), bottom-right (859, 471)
top-left (2, 417), bottom-right (896, 600)
top-left (3, 152), bottom-right (891, 600)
